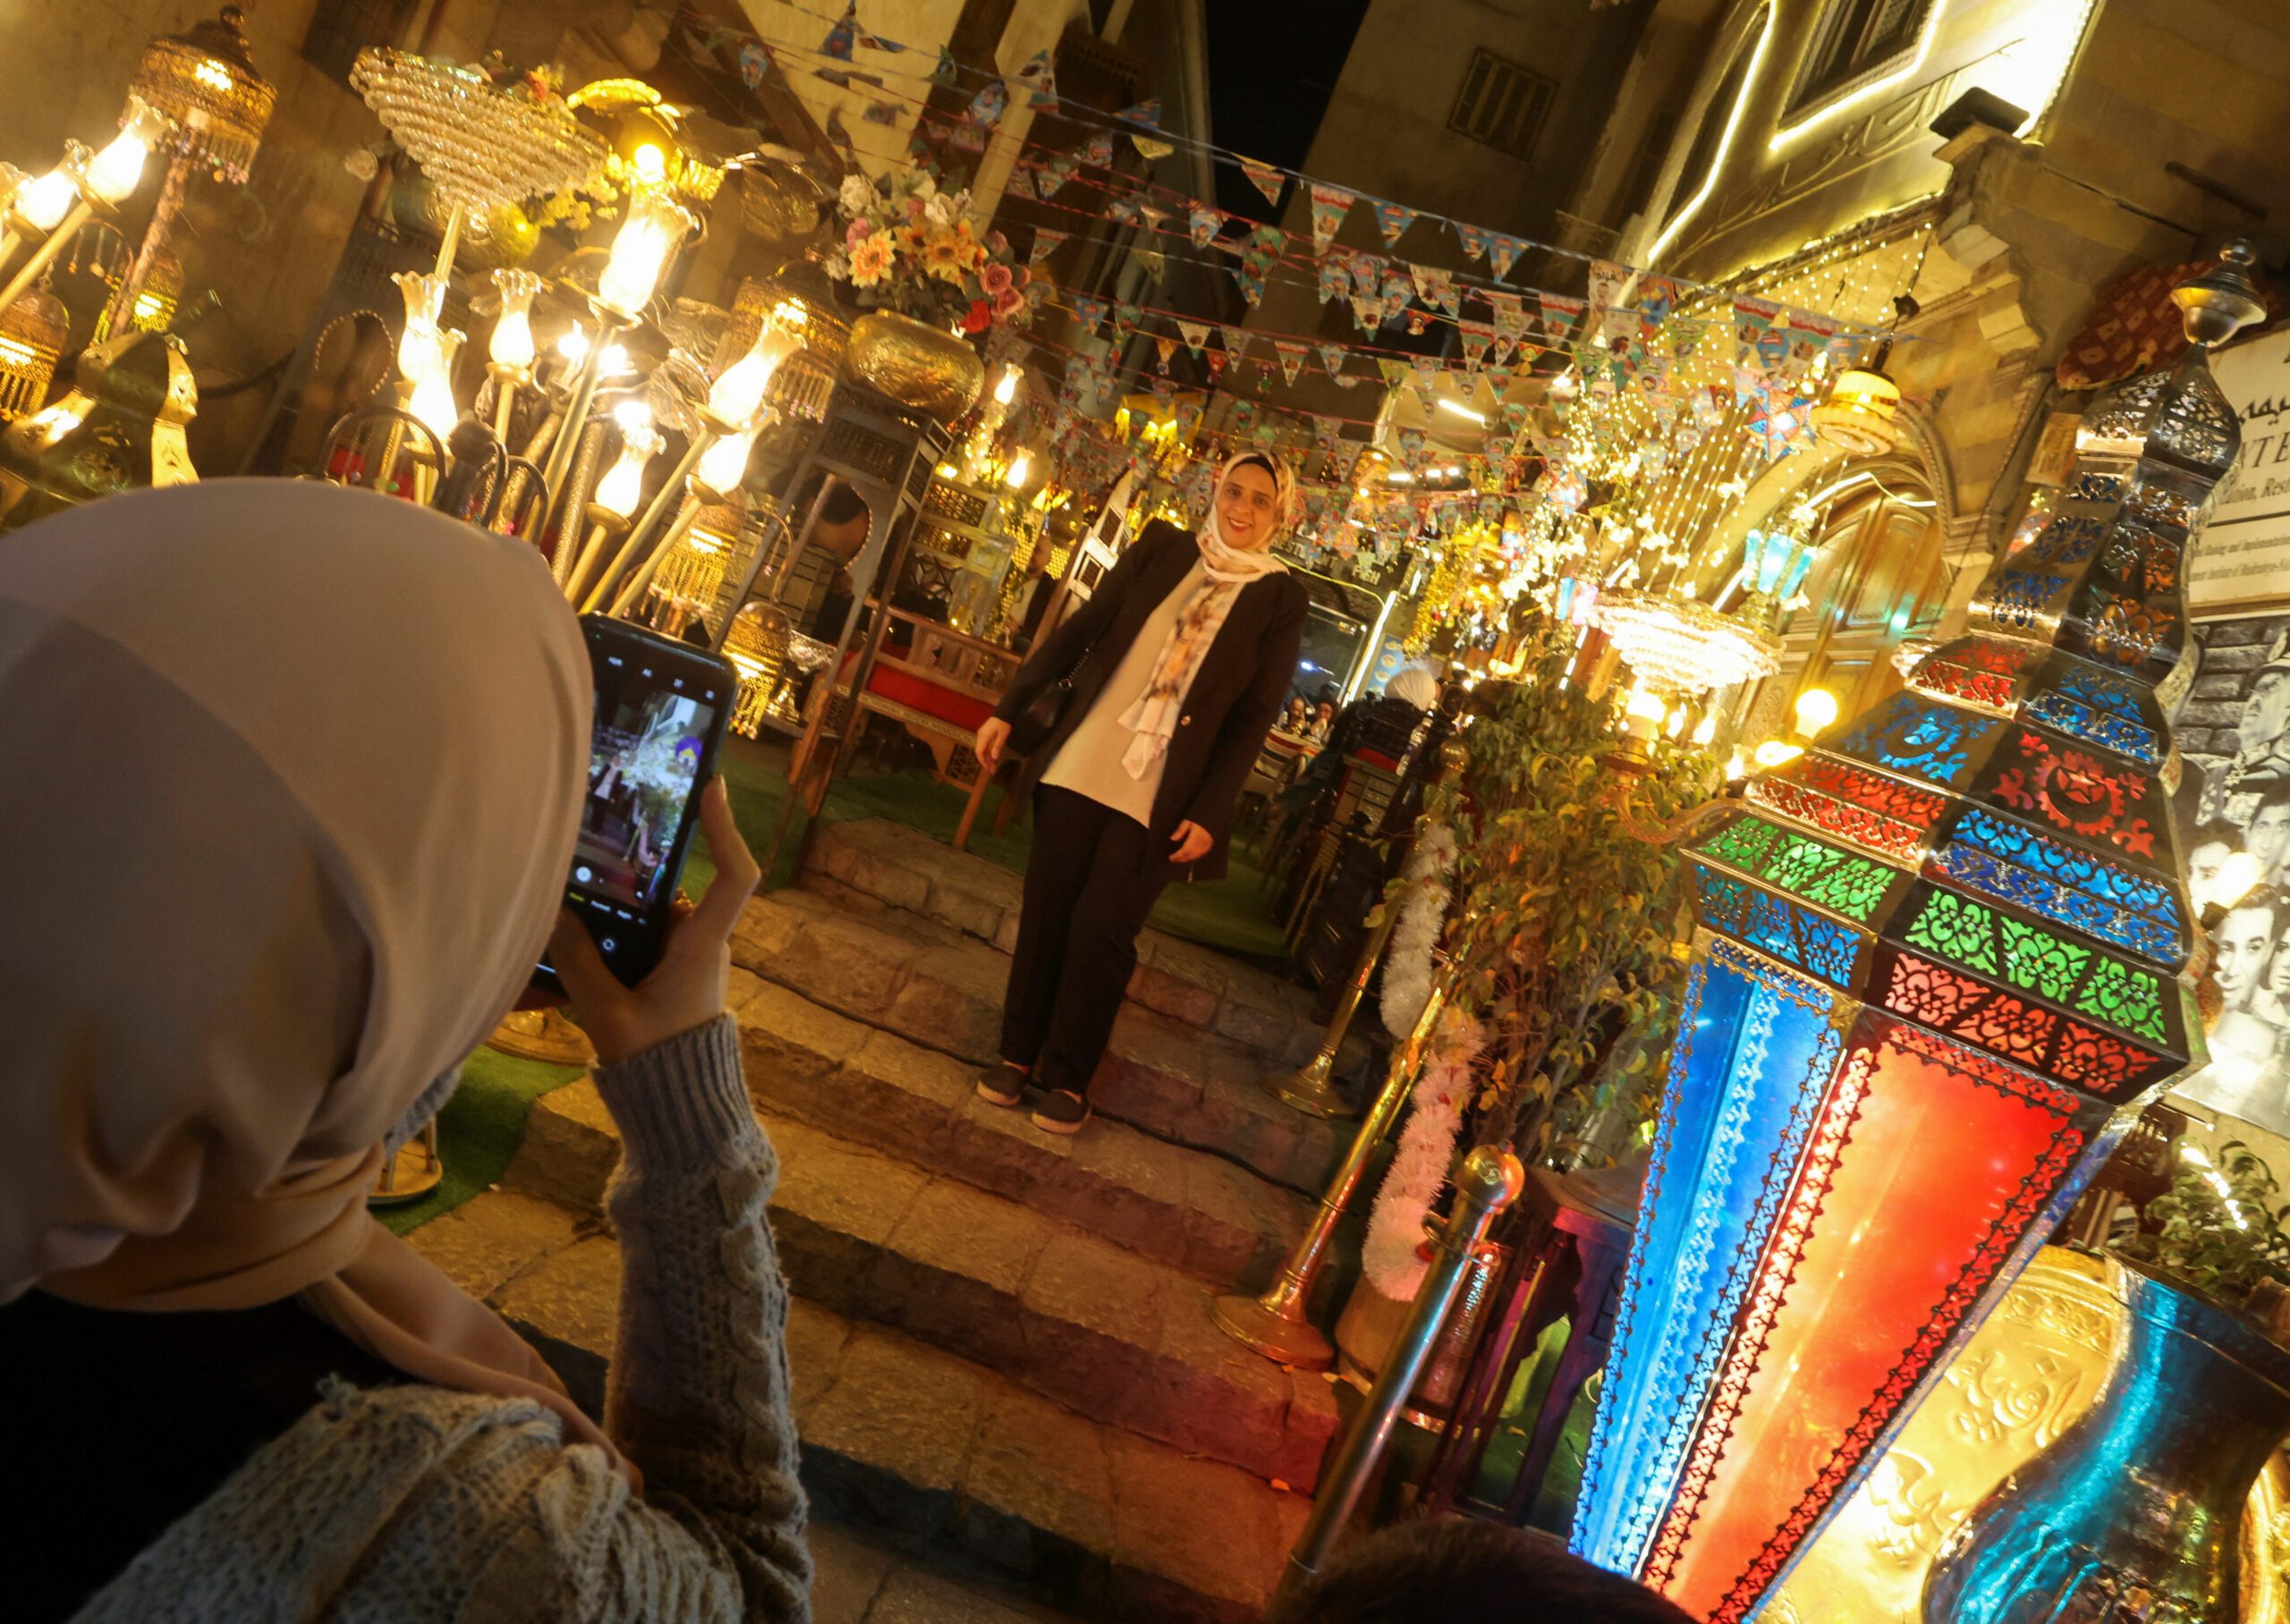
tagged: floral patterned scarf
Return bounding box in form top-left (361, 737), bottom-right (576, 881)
top-left (1118, 453), bottom-right (1293, 779)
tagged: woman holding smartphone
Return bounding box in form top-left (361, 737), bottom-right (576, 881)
top-left (973, 452), bottom-right (1310, 1134)
top-left (0, 483), bottom-right (807, 1621)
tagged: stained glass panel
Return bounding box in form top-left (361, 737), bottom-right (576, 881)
top-left (1694, 816), bottom-right (1900, 923)
top-left (1972, 727), bottom-right (2167, 862)
top-left (1831, 695), bottom-right (2000, 791)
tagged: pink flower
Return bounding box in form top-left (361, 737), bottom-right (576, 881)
top-left (992, 286), bottom-right (1024, 320)
top-left (980, 261), bottom-right (1014, 297)
top-left (845, 218), bottom-right (873, 249)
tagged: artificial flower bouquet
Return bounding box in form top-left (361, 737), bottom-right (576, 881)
top-left (825, 170), bottom-right (1032, 334)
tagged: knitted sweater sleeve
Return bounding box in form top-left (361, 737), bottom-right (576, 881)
top-left (590, 1014), bottom-right (812, 1620)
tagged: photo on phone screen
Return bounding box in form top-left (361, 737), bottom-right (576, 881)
top-left (574, 685), bottom-right (711, 909)
top-left (539, 617), bottom-right (733, 994)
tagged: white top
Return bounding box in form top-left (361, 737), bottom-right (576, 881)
top-left (1041, 559), bottom-right (1206, 826)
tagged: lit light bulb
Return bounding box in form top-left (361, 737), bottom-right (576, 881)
top-left (597, 185), bottom-right (692, 318)
top-left (994, 365), bottom-right (1020, 406)
top-left (632, 143), bottom-right (666, 185)
top-left (1793, 687), bottom-right (1839, 739)
top-left (488, 269), bottom-right (540, 372)
top-left (936, 462), bottom-right (960, 479)
top-left (593, 402), bottom-right (660, 519)
top-left (16, 164), bottom-right (77, 230)
top-left (599, 343), bottom-right (632, 377)
top-left (407, 329), bottom-right (464, 440)
top-left (556, 325), bottom-right (590, 366)
top-left (14, 399), bottom-right (85, 448)
top-left (696, 425), bottom-right (758, 495)
top-left (86, 101), bottom-right (163, 203)
top-left (1005, 453), bottom-right (1030, 490)
top-left (1691, 715), bottom-right (1717, 747)
top-left (1752, 739), bottom-right (1804, 769)
top-left (706, 321), bottom-right (802, 428)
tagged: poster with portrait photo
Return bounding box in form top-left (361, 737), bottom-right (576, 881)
top-left (2167, 611), bottom-right (2290, 1138)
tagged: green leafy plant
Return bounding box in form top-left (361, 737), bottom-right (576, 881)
top-left (1426, 616), bottom-right (1719, 1164)
top-left (2113, 1140), bottom-right (2290, 1326)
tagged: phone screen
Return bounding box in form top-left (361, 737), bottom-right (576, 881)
top-left (539, 617), bottom-right (734, 993)
top-left (573, 677), bottom-right (715, 910)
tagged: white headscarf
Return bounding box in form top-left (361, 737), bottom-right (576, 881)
top-left (0, 480), bottom-right (619, 1465)
top-left (1117, 452), bottom-right (1293, 778)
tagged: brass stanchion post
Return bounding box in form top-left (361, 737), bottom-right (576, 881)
top-left (1269, 739), bottom-right (1465, 1120)
top-left (1279, 1143), bottom-right (1523, 1591)
top-left (1214, 984), bottom-right (1449, 1369)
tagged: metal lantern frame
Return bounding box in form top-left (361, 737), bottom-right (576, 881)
top-left (1572, 250), bottom-right (2267, 1622)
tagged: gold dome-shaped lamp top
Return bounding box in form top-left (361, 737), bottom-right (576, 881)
top-left (2173, 239), bottom-right (2268, 351)
top-left (131, 4), bottom-right (276, 182)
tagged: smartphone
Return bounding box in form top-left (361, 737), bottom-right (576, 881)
top-left (535, 615), bottom-right (735, 994)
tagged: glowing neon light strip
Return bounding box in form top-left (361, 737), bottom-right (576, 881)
top-left (1647, 4), bottom-right (1779, 264)
top-left (1768, 0), bottom-right (1953, 151)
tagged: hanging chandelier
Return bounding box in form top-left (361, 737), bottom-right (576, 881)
top-left (1595, 588), bottom-right (1782, 698)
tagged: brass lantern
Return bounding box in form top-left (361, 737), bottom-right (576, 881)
top-left (727, 261), bottom-right (847, 423)
top-left (131, 4), bottom-right (277, 182)
top-left (0, 286), bottom-right (69, 420)
top-left (0, 328), bottom-right (197, 533)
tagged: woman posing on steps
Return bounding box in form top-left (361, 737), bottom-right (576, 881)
top-left (972, 452), bottom-right (1310, 1135)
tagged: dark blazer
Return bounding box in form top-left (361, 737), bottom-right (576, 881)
top-left (994, 519), bottom-right (1310, 882)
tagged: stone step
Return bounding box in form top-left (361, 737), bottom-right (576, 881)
top-left (518, 997), bottom-right (1310, 1290)
top-left (412, 1189), bottom-right (1311, 1623)
top-left (801, 817), bottom-right (1335, 1069)
top-left (733, 892), bottom-right (1344, 1195)
top-left (505, 1088), bottom-right (1338, 1490)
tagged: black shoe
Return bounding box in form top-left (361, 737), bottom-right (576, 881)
top-left (1029, 1088), bottom-right (1090, 1135)
top-left (975, 1062), bottom-right (1029, 1108)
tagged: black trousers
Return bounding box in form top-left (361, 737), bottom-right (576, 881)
top-left (1000, 785), bottom-right (1174, 1097)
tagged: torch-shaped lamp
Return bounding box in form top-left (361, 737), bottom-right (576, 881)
top-left (1571, 247), bottom-right (2269, 1622)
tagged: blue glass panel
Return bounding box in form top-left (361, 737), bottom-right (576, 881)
top-left (1689, 864), bottom-right (1863, 985)
top-left (1573, 943), bottom-right (1842, 1577)
top-left (1931, 844), bottom-right (2180, 965)
top-left (1832, 694), bottom-right (2000, 791)
top-left (1945, 808), bottom-right (2184, 954)
top-left (2023, 690), bottom-right (2161, 765)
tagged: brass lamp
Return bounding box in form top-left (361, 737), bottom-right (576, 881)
top-left (104, 5), bottom-right (276, 335)
top-left (0, 327), bottom-right (196, 532)
top-left (0, 286), bottom-right (69, 419)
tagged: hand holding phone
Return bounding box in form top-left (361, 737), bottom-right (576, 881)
top-left (537, 616), bottom-right (736, 997)
top-left (549, 777), bottom-right (759, 1063)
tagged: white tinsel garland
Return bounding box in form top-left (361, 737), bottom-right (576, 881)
top-left (1379, 821), bottom-right (1455, 1040)
top-left (1361, 1005), bottom-right (1483, 1301)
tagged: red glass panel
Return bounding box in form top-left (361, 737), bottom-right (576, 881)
top-left (1645, 1016), bottom-right (2086, 1622)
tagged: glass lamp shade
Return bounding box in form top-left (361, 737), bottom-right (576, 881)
top-left (706, 322), bottom-right (802, 429)
top-left (488, 268), bottom-right (541, 371)
top-left (592, 402), bottom-right (659, 518)
top-left (1572, 256), bottom-right (2262, 1623)
top-left (405, 328), bottom-right (463, 439)
top-left (85, 101), bottom-right (164, 203)
top-left (694, 424), bottom-right (757, 495)
top-left (596, 184), bottom-right (693, 320)
top-left (17, 163), bottom-right (79, 230)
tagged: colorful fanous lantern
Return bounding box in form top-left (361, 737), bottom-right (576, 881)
top-left (1571, 247), bottom-right (2269, 1622)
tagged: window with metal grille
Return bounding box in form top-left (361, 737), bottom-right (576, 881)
top-left (1447, 47), bottom-right (1556, 162)
top-left (1788, 0), bottom-right (1930, 114)
top-left (301, 0), bottom-right (411, 84)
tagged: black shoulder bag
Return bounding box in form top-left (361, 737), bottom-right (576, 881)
top-left (1006, 668), bottom-right (1077, 756)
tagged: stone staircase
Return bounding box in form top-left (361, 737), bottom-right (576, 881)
top-left (411, 818), bottom-right (1363, 1622)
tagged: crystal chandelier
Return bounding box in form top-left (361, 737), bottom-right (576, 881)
top-left (1594, 588), bottom-right (1782, 698)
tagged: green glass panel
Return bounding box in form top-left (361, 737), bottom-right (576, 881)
top-left (1903, 892), bottom-right (1999, 975)
top-left (1997, 917), bottom-right (2091, 1004)
top-left (2074, 954), bottom-right (2167, 1043)
top-left (1701, 818), bottom-right (1780, 870)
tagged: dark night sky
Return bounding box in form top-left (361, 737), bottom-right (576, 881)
top-left (1202, 0), bottom-right (1372, 222)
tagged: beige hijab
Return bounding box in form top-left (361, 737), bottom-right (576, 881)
top-left (0, 479), bottom-right (620, 1466)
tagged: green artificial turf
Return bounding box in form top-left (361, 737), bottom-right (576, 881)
top-left (377, 1045), bottom-right (587, 1236)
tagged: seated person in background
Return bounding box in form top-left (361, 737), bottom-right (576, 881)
top-left (1007, 546), bottom-right (1059, 652)
top-left (1279, 695), bottom-right (1310, 736)
top-left (1267, 1518), bottom-right (1692, 1624)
